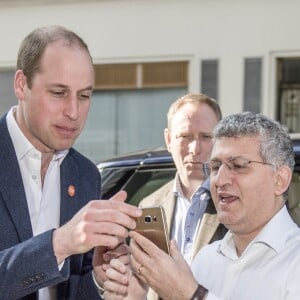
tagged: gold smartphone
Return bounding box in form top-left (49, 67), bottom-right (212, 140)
top-left (135, 206), bottom-right (170, 254)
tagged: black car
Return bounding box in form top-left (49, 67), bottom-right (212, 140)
top-left (98, 148), bottom-right (176, 207)
top-left (97, 135), bottom-right (300, 226)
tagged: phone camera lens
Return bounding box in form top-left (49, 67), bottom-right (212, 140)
top-left (144, 216), bottom-right (152, 223)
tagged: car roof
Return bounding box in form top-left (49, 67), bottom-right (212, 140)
top-left (97, 134), bottom-right (300, 171)
top-left (97, 147), bottom-right (173, 169)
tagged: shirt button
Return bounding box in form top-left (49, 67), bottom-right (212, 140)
top-left (200, 193), bottom-right (207, 200)
top-left (32, 175), bottom-right (37, 180)
top-left (186, 237), bottom-right (191, 242)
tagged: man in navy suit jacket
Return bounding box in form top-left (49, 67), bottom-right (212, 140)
top-left (0, 25), bottom-right (141, 299)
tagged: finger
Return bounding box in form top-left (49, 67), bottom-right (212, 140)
top-left (102, 263), bottom-right (110, 271)
top-left (106, 267), bottom-right (128, 286)
top-left (88, 221), bottom-right (130, 238)
top-left (129, 239), bottom-right (150, 275)
top-left (103, 243), bottom-right (129, 261)
top-left (103, 276), bottom-right (128, 296)
top-left (109, 190), bottom-right (127, 202)
top-left (103, 290), bottom-right (124, 300)
top-left (117, 253), bottom-right (131, 266)
top-left (130, 255), bottom-right (147, 283)
top-left (85, 207), bottom-right (138, 230)
top-left (129, 252), bottom-right (141, 273)
top-left (109, 258), bottom-right (128, 275)
top-left (169, 240), bottom-right (194, 276)
top-left (169, 239), bottom-right (182, 260)
top-left (92, 234), bottom-right (123, 249)
top-left (89, 200), bottom-right (142, 220)
top-left (129, 230), bottom-right (167, 258)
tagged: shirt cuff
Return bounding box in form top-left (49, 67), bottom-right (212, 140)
top-left (92, 269), bottom-right (105, 296)
top-left (58, 260), bottom-right (65, 271)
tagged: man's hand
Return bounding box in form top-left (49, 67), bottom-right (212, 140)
top-left (92, 242), bottom-right (130, 289)
top-left (129, 231), bottom-right (198, 300)
top-left (103, 257), bottom-right (148, 300)
top-left (52, 191), bottom-right (142, 263)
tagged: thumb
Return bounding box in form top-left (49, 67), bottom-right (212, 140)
top-left (170, 240), bottom-right (194, 277)
top-left (169, 240), bottom-right (183, 262)
top-left (109, 190), bottom-right (127, 202)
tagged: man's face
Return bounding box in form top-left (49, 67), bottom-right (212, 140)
top-left (209, 136), bottom-right (283, 237)
top-left (165, 102), bottom-right (219, 186)
top-left (15, 40), bottom-right (94, 152)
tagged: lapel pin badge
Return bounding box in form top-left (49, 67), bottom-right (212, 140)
top-left (68, 185), bottom-right (76, 197)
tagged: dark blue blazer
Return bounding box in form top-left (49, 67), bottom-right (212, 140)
top-left (0, 114), bottom-right (102, 299)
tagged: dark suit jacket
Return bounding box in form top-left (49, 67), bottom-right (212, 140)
top-left (0, 114), bottom-right (102, 300)
top-left (139, 179), bottom-right (227, 300)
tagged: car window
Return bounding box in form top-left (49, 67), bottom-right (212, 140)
top-left (124, 168), bottom-right (176, 206)
top-left (287, 171), bottom-right (300, 225)
top-left (100, 165), bottom-right (176, 206)
top-left (100, 167), bottom-right (135, 199)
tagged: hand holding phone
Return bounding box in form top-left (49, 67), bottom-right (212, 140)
top-left (135, 206), bottom-right (170, 254)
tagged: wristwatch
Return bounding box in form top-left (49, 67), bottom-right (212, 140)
top-left (190, 284), bottom-right (208, 300)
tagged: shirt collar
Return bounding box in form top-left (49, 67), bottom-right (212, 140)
top-left (202, 177), bottom-right (210, 191)
top-left (219, 205), bottom-right (299, 258)
top-left (173, 173), bottom-right (210, 198)
top-left (6, 106), bottom-right (68, 163)
top-left (253, 205), bottom-right (299, 253)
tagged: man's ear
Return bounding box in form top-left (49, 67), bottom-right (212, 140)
top-left (164, 128), bottom-right (171, 152)
top-left (274, 165), bottom-right (292, 196)
top-left (14, 70), bottom-right (27, 101)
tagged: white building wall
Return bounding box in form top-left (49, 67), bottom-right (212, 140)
top-left (0, 0), bottom-right (299, 117)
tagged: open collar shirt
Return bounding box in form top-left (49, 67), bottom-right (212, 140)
top-left (191, 205), bottom-right (300, 300)
top-left (7, 107), bottom-right (68, 300)
top-left (171, 174), bottom-right (210, 264)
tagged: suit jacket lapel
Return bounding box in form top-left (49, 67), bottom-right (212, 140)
top-left (59, 151), bottom-right (82, 225)
top-left (192, 199), bottom-right (220, 259)
top-left (140, 180), bottom-right (176, 239)
top-left (0, 115), bottom-right (33, 241)
top-left (159, 181), bottom-right (176, 239)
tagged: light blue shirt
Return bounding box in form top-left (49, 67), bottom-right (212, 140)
top-left (191, 206), bottom-right (300, 300)
top-left (171, 175), bottom-right (210, 264)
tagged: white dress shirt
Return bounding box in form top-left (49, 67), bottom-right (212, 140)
top-left (7, 107), bottom-right (68, 300)
top-left (171, 175), bottom-right (210, 264)
top-left (191, 206), bottom-right (300, 300)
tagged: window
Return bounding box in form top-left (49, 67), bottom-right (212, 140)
top-left (0, 70), bottom-right (16, 115)
top-left (74, 88), bottom-right (187, 162)
top-left (100, 166), bottom-right (176, 206)
top-left (277, 58), bottom-right (300, 133)
top-left (201, 60), bottom-right (218, 100)
top-left (74, 62), bottom-right (188, 162)
top-left (243, 58), bottom-right (262, 113)
top-left (94, 61), bottom-right (188, 90)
